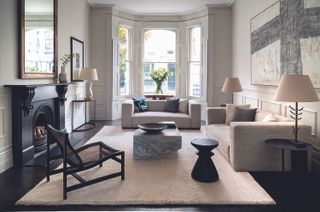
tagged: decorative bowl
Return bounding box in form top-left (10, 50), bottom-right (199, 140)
top-left (138, 123), bottom-right (167, 132)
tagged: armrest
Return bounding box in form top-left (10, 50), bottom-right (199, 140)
top-left (206, 107), bottom-right (226, 125)
top-left (229, 122), bottom-right (312, 171)
top-left (121, 100), bottom-right (134, 128)
top-left (188, 100), bottom-right (201, 129)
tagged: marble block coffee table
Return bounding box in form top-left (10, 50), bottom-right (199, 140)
top-left (133, 128), bottom-right (182, 160)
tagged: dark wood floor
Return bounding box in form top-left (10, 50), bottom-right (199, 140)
top-left (0, 121), bottom-right (319, 212)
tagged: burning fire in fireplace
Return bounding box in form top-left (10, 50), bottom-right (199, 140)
top-left (34, 126), bottom-right (47, 153)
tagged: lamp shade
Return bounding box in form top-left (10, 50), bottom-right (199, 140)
top-left (222, 77), bottom-right (243, 93)
top-left (274, 75), bottom-right (319, 102)
top-left (79, 68), bottom-right (98, 81)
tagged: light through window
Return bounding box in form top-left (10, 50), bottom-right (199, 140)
top-left (143, 30), bottom-right (176, 94)
top-left (25, 29), bottom-right (54, 73)
top-left (189, 27), bottom-right (201, 97)
top-left (119, 27), bottom-right (131, 96)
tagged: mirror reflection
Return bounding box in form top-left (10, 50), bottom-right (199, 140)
top-left (23, 0), bottom-right (55, 75)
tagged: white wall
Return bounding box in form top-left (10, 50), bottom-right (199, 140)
top-left (0, 0), bottom-right (90, 173)
top-left (58, 0), bottom-right (91, 131)
top-left (90, 7), bottom-right (114, 120)
top-left (207, 6), bottom-right (232, 107)
top-left (232, 0), bottom-right (320, 145)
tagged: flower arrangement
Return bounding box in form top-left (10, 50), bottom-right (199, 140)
top-left (58, 54), bottom-right (73, 83)
top-left (149, 68), bottom-right (173, 94)
top-left (60, 54), bottom-right (74, 68)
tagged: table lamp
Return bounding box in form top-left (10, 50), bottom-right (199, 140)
top-left (274, 75), bottom-right (319, 146)
top-left (222, 77), bottom-right (243, 104)
top-left (79, 68), bottom-right (98, 100)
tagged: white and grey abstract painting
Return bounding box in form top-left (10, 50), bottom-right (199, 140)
top-left (251, 0), bottom-right (320, 87)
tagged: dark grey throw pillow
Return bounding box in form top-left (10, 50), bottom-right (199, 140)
top-left (164, 98), bottom-right (180, 113)
top-left (231, 108), bottom-right (257, 123)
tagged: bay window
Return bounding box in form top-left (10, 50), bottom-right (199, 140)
top-left (119, 26), bottom-right (131, 96)
top-left (143, 29), bottom-right (176, 94)
top-left (188, 26), bottom-right (201, 97)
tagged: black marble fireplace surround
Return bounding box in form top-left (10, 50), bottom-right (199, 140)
top-left (4, 83), bottom-right (69, 167)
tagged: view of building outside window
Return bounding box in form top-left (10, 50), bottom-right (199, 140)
top-left (143, 30), bottom-right (176, 94)
top-left (25, 29), bottom-right (53, 73)
top-left (119, 27), bottom-right (130, 96)
top-left (189, 27), bottom-right (201, 97)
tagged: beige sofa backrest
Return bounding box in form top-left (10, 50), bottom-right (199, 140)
top-left (255, 110), bottom-right (293, 122)
top-left (146, 100), bottom-right (167, 111)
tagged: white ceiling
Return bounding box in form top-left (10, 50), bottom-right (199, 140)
top-left (87, 0), bottom-right (233, 15)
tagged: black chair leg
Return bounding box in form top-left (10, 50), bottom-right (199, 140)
top-left (121, 152), bottom-right (125, 180)
top-left (100, 163), bottom-right (103, 167)
top-left (63, 170), bottom-right (67, 200)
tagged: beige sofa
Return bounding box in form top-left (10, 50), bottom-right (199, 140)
top-left (121, 99), bottom-right (201, 129)
top-left (206, 107), bottom-right (312, 171)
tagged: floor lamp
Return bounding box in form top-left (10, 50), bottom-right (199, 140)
top-left (274, 75), bottom-right (319, 147)
top-left (222, 77), bottom-right (243, 104)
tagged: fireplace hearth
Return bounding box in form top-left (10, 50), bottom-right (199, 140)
top-left (5, 83), bottom-right (69, 167)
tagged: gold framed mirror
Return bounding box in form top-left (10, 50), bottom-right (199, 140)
top-left (19, 0), bottom-right (58, 79)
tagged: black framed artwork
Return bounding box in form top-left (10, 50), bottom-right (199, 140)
top-left (70, 37), bottom-right (84, 81)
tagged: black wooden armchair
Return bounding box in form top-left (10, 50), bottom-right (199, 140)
top-left (46, 125), bottom-right (125, 199)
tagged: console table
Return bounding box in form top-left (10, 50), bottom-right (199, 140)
top-left (72, 99), bottom-right (96, 132)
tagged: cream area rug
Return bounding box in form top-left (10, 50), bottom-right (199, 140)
top-left (17, 126), bottom-right (275, 206)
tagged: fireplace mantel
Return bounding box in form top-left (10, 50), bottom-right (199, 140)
top-left (4, 83), bottom-right (69, 166)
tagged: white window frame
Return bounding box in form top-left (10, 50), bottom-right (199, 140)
top-left (187, 25), bottom-right (202, 98)
top-left (118, 25), bottom-right (133, 97)
top-left (142, 28), bottom-right (178, 95)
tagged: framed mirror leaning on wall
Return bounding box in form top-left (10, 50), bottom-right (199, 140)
top-left (19, 0), bottom-right (58, 79)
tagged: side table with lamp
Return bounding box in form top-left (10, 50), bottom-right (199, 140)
top-left (265, 75), bottom-right (319, 172)
top-left (71, 68), bottom-right (98, 132)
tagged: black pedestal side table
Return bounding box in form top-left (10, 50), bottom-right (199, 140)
top-left (265, 139), bottom-right (312, 172)
top-left (191, 138), bottom-right (219, 182)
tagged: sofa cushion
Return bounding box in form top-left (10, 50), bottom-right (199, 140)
top-left (225, 104), bottom-right (250, 124)
top-left (178, 99), bottom-right (189, 114)
top-left (255, 110), bottom-right (293, 122)
top-left (133, 98), bottom-right (149, 112)
top-left (147, 100), bottom-right (167, 111)
top-left (255, 110), bottom-right (272, 122)
top-left (164, 97), bottom-right (180, 113)
top-left (231, 108), bottom-right (257, 122)
top-left (262, 113), bottom-right (279, 122)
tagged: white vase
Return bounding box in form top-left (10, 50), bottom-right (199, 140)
top-left (59, 66), bottom-right (67, 83)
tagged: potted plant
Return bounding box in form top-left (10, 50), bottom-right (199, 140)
top-left (59, 54), bottom-right (73, 83)
top-left (149, 68), bottom-right (173, 94)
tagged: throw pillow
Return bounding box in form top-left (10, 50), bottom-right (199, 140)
top-left (178, 99), bottom-right (189, 114)
top-left (231, 108), bottom-right (257, 123)
top-left (132, 98), bottom-right (149, 112)
top-left (164, 97), bottom-right (180, 113)
top-left (262, 113), bottom-right (279, 122)
top-left (225, 104), bottom-right (250, 124)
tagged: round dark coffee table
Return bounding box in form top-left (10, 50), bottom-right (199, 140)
top-left (191, 138), bottom-right (219, 183)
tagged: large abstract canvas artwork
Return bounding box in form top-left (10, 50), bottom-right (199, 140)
top-left (251, 0), bottom-right (320, 87)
